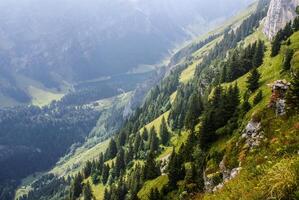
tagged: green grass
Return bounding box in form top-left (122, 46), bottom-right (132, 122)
top-left (28, 86), bottom-right (64, 107)
top-left (51, 139), bottom-right (110, 177)
top-left (83, 177), bottom-right (105, 200)
top-left (200, 31), bottom-right (299, 200)
top-left (141, 111), bottom-right (170, 135)
top-left (138, 175), bottom-right (169, 200)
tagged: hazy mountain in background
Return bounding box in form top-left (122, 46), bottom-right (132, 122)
top-left (0, 0), bottom-right (253, 106)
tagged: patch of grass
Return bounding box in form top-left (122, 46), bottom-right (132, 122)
top-left (28, 86), bottom-right (64, 107)
top-left (141, 111), bottom-right (170, 135)
top-left (138, 175), bottom-right (169, 200)
top-left (51, 139), bottom-right (110, 177)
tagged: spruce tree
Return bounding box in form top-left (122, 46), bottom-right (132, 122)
top-left (293, 17), bottom-right (299, 31)
top-left (142, 127), bottom-right (149, 141)
top-left (148, 188), bottom-right (161, 200)
top-left (253, 90), bottom-right (263, 105)
top-left (102, 164), bottom-right (110, 185)
top-left (184, 92), bottom-right (203, 130)
top-left (103, 188), bottom-right (110, 200)
top-left (247, 68), bottom-right (260, 92)
top-left (286, 72), bottom-right (299, 111)
top-left (105, 139), bottom-right (117, 160)
top-left (160, 117), bottom-right (170, 146)
top-left (114, 148), bottom-right (125, 178)
top-left (143, 151), bottom-right (160, 180)
top-left (83, 182), bottom-right (93, 200)
top-left (134, 133), bottom-right (141, 158)
top-left (70, 173), bottom-right (83, 200)
top-left (168, 149), bottom-right (185, 190)
top-left (271, 30), bottom-right (283, 57)
top-left (282, 48), bottom-right (294, 71)
top-left (149, 127), bottom-right (160, 152)
top-left (192, 146), bottom-right (205, 191)
top-left (253, 40), bottom-right (264, 67)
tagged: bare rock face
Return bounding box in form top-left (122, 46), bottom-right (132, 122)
top-left (263, 0), bottom-right (299, 39)
top-left (242, 120), bottom-right (264, 150)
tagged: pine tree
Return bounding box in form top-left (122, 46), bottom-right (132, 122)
top-left (293, 16), bottom-right (299, 31)
top-left (247, 68), bottom-right (260, 92)
top-left (160, 117), bottom-right (170, 146)
top-left (83, 182), bottom-right (93, 200)
top-left (168, 149), bottom-right (185, 190)
top-left (142, 127), bottom-right (149, 141)
top-left (114, 148), bottom-right (125, 178)
top-left (143, 151), bottom-right (160, 180)
top-left (253, 90), bottom-right (263, 105)
top-left (192, 146), bottom-right (205, 191)
top-left (286, 72), bottom-right (299, 112)
top-left (149, 127), bottom-right (160, 152)
top-left (271, 30), bottom-right (283, 57)
top-left (148, 188), bottom-right (161, 200)
top-left (105, 139), bottom-right (117, 160)
top-left (102, 164), bottom-right (110, 185)
top-left (103, 188), bottom-right (111, 200)
top-left (70, 173), bottom-right (83, 200)
top-left (98, 153), bottom-right (104, 174)
top-left (253, 40), bottom-right (265, 67)
top-left (282, 48), bottom-right (294, 71)
top-left (184, 92), bottom-right (203, 130)
top-left (134, 133), bottom-right (142, 158)
top-left (83, 161), bottom-right (93, 178)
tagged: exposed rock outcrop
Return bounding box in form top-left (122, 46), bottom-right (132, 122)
top-left (268, 80), bottom-right (291, 115)
top-left (242, 120), bottom-right (264, 150)
top-left (263, 0), bottom-right (299, 39)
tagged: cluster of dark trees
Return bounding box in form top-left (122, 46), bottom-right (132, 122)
top-left (0, 91), bottom-right (103, 199)
top-left (67, 2), bottom-right (298, 200)
top-left (195, 0), bottom-right (269, 77)
top-left (221, 40), bottom-right (265, 83)
top-left (271, 15), bottom-right (299, 57)
top-left (19, 174), bottom-right (69, 200)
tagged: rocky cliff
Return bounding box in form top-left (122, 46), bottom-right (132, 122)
top-left (263, 0), bottom-right (299, 39)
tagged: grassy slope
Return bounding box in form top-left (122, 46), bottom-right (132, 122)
top-left (28, 86), bottom-right (64, 107)
top-left (199, 31), bottom-right (299, 200)
top-left (134, 6), bottom-right (260, 200)
top-left (14, 93), bottom-right (133, 200)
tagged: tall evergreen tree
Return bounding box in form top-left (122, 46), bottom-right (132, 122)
top-left (167, 149), bottom-right (185, 189)
top-left (102, 164), bottom-right (110, 185)
top-left (70, 173), bottom-right (83, 200)
top-left (282, 48), bottom-right (294, 71)
top-left (105, 139), bottom-right (118, 160)
top-left (247, 68), bottom-right (260, 92)
top-left (271, 30), bottom-right (283, 57)
top-left (286, 71), bottom-right (299, 111)
top-left (148, 188), bottom-right (161, 200)
top-left (160, 117), bottom-right (170, 146)
top-left (103, 188), bottom-right (111, 200)
top-left (253, 40), bottom-right (265, 67)
top-left (142, 128), bottom-right (149, 141)
top-left (184, 92), bottom-right (203, 130)
top-left (149, 127), bottom-right (160, 152)
top-left (143, 151), bottom-right (160, 180)
top-left (83, 182), bottom-right (93, 200)
top-left (114, 148), bottom-right (125, 178)
top-left (253, 90), bottom-right (263, 105)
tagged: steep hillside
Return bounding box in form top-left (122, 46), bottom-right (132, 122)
top-left (14, 1), bottom-right (299, 200)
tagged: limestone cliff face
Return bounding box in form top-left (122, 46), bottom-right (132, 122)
top-left (263, 0), bottom-right (299, 39)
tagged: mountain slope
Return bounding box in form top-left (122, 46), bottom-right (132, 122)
top-left (13, 1), bottom-right (299, 200)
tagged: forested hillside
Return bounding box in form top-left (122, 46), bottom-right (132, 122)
top-left (15, 0), bottom-right (299, 200)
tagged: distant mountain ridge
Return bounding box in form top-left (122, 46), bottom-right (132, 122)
top-left (0, 0), bottom-right (253, 106)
